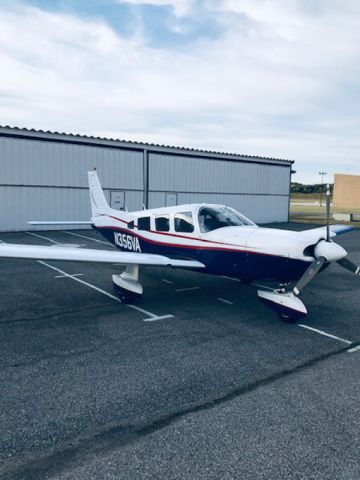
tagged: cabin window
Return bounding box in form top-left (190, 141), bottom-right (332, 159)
top-left (138, 216), bottom-right (151, 231)
top-left (174, 212), bottom-right (194, 233)
top-left (155, 215), bottom-right (170, 232)
top-left (128, 221), bottom-right (134, 230)
top-left (198, 206), bottom-right (255, 233)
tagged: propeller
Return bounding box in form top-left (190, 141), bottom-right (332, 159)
top-left (337, 257), bottom-right (360, 275)
top-left (292, 183), bottom-right (359, 297)
top-left (292, 257), bottom-right (327, 296)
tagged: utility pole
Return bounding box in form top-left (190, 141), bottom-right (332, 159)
top-left (318, 171), bottom-right (327, 207)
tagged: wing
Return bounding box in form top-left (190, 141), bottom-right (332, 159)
top-left (0, 244), bottom-right (205, 269)
top-left (300, 224), bottom-right (353, 240)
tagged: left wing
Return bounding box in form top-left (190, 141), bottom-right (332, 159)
top-left (0, 244), bottom-right (205, 269)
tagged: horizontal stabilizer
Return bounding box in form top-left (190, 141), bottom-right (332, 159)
top-left (0, 243), bottom-right (205, 269)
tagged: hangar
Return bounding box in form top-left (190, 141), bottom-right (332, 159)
top-left (0, 126), bottom-right (294, 231)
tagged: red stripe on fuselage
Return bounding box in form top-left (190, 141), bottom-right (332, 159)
top-left (106, 214), bottom-right (252, 250)
top-left (97, 225), bottom-right (276, 257)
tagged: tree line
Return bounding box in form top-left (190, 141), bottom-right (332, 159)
top-left (291, 182), bottom-right (333, 194)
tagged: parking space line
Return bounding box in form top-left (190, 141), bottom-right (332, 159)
top-left (143, 315), bottom-right (175, 322)
top-left (298, 324), bottom-right (352, 345)
top-left (55, 273), bottom-right (84, 278)
top-left (217, 297), bottom-right (234, 305)
top-left (176, 287), bottom-right (200, 293)
top-left (162, 279), bottom-right (174, 284)
top-left (64, 231), bottom-right (115, 246)
top-left (26, 231), bottom-right (59, 244)
top-left (222, 276), bottom-right (241, 282)
top-left (348, 345), bottom-right (360, 353)
top-left (37, 261), bottom-right (173, 322)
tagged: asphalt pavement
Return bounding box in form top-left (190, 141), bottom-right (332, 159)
top-left (0, 224), bottom-right (359, 479)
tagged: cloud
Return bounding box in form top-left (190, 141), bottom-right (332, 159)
top-left (119, 0), bottom-right (195, 17)
top-left (0, 1), bottom-right (360, 183)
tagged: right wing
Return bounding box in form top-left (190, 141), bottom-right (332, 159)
top-left (0, 244), bottom-right (205, 269)
top-left (300, 224), bottom-right (354, 241)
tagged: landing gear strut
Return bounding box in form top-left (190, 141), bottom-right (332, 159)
top-left (112, 265), bottom-right (143, 303)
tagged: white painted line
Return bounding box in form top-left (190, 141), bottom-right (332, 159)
top-left (176, 287), bottom-right (200, 293)
top-left (217, 297), bottom-right (234, 305)
top-left (298, 324), bottom-right (352, 345)
top-left (55, 273), bottom-right (84, 278)
top-left (26, 231), bottom-right (59, 244)
top-left (37, 261), bottom-right (171, 321)
top-left (253, 283), bottom-right (276, 291)
top-left (348, 345), bottom-right (360, 353)
top-left (143, 315), bottom-right (175, 322)
top-left (222, 276), bottom-right (241, 282)
top-left (64, 231), bottom-right (114, 247)
top-left (161, 279), bottom-right (174, 284)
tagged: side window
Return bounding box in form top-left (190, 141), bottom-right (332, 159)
top-left (174, 212), bottom-right (194, 233)
top-left (155, 215), bottom-right (169, 232)
top-left (138, 217), bottom-right (151, 231)
top-left (128, 220), bottom-right (134, 230)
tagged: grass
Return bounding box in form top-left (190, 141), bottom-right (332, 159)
top-left (289, 194), bottom-right (360, 226)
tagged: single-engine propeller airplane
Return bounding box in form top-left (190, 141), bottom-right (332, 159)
top-left (0, 170), bottom-right (358, 322)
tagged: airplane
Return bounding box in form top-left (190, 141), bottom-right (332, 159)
top-left (0, 169), bottom-right (358, 322)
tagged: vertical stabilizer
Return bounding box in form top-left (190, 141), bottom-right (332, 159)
top-left (88, 170), bottom-right (110, 217)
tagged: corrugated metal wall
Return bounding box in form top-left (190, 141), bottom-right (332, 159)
top-left (0, 137), bottom-right (144, 231)
top-left (148, 154), bottom-right (290, 223)
top-left (0, 131), bottom-right (292, 231)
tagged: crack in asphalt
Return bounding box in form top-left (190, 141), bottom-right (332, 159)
top-left (0, 302), bottom-right (120, 326)
top-left (2, 341), bottom-right (359, 480)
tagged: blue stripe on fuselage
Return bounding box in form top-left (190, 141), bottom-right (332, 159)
top-left (94, 226), bottom-right (310, 282)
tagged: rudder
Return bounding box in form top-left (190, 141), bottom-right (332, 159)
top-left (88, 169), bottom-right (110, 217)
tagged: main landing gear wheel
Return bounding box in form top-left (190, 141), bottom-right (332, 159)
top-left (278, 313), bottom-right (298, 324)
top-left (113, 286), bottom-right (142, 304)
top-left (112, 265), bottom-right (143, 304)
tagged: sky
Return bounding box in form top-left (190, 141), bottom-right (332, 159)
top-left (0, 0), bottom-right (360, 184)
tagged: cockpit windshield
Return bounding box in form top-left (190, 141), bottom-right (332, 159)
top-left (198, 206), bottom-right (256, 233)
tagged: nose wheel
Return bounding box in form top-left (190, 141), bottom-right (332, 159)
top-left (257, 290), bottom-right (307, 322)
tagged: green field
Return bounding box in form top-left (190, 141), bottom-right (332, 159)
top-left (290, 194), bottom-right (360, 225)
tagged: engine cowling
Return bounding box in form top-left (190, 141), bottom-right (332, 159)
top-left (314, 240), bottom-right (347, 262)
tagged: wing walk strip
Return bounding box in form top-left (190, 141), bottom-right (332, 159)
top-left (37, 261), bottom-right (174, 322)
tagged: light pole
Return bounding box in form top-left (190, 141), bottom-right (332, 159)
top-left (319, 171), bottom-right (327, 207)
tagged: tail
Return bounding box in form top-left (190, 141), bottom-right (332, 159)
top-left (88, 169), bottom-right (110, 217)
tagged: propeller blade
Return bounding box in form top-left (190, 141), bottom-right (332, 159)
top-left (293, 257), bottom-right (327, 296)
top-left (326, 183), bottom-right (331, 242)
top-left (337, 257), bottom-right (360, 275)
